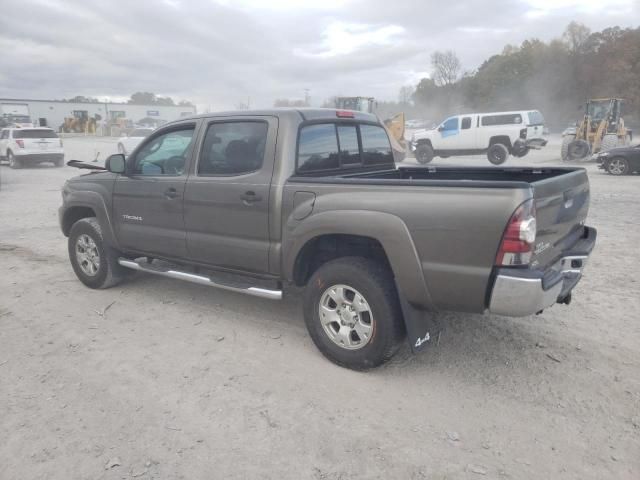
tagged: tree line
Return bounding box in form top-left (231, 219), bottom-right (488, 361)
top-left (406, 23), bottom-right (640, 130)
top-left (61, 92), bottom-right (194, 107)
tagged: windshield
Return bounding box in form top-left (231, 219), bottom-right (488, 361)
top-left (7, 115), bottom-right (31, 123)
top-left (131, 129), bottom-right (153, 137)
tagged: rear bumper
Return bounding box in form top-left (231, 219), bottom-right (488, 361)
top-left (489, 226), bottom-right (596, 317)
top-left (14, 153), bottom-right (64, 163)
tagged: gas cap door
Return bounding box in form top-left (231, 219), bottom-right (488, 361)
top-left (293, 191), bottom-right (316, 220)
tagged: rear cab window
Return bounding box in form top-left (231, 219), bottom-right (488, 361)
top-left (297, 122), bottom-right (393, 174)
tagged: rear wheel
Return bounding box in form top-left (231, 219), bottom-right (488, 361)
top-left (8, 151), bottom-right (21, 169)
top-left (303, 257), bottom-right (405, 370)
top-left (487, 143), bottom-right (509, 165)
top-left (606, 157), bottom-right (629, 176)
top-left (415, 143), bottom-right (434, 164)
top-left (68, 217), bottom-right (131, 289)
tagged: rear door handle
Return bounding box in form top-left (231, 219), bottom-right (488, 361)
top-left (164, 187), bottom-right (179, 199)
top-left (240, 191), bottom-right (262, 203)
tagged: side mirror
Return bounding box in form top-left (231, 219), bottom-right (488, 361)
top-left (437, 126), bottom-right (444, 132)
top-left (105, 154), bottom-right (126, 174)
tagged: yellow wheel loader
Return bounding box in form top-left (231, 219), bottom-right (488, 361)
top-left (562, 98), bottom-right (632, 161)
top-left (334, 96), bottom-right (406, 162)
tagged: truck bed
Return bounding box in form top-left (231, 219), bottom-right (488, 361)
top-left (300, 166), bottom-right (581, 186)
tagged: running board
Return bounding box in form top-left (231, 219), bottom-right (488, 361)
top-left (117, 258), bottom-right (282, 300)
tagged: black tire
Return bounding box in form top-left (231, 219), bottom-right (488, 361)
top-left (68, 217), bottom-right (130, 289)
top-left (8, 151), bottom-right (21, 169)
top-left (567, 139), bottom-right (590, 160)
top-left (606, 157), bottom-right (629, 176)
top-left (487, 143), bottom-right (509, 165)
top-left (303, 257), bottom-right (405, 370)
top-left (415, 143), bottom-right (434, 164)
top-left (600, 134), bottom-right (621, 153)
top-left (561, 134), bottom-right (575, 161)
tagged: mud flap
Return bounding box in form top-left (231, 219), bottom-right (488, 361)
top-left (397, 291), bottom-right (441, 353)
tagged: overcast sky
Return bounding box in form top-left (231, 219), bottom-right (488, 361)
top-left (0, 0), bottom-right (637, 109)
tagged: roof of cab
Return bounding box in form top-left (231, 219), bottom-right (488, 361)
top-left (169, 107), bottom-right (379, 124)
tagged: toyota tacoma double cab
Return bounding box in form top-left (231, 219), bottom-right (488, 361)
top-left (60, 108), bottom-right (596, 370)
top-left (410, 110), bottom-right (548, 165)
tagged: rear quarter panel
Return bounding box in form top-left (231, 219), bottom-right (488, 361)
top-left (282, 182), bottom-right (530, 313)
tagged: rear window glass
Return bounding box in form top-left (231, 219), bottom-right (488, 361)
top-left (527, 111), bottom-right (545, 125)
top-left (481, 114), bottom-right (522, 126)
top-left (13, 129), bottom-right (58, 139)
top-left (337, 125), bottom-right (360, 165)
top-left (298, 124), bottom-right (340, 172)
top-left (360, 124), bottom-right (393, 165)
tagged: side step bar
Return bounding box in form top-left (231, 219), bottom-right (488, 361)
top-left (118, 258), bottom-right (283, 300)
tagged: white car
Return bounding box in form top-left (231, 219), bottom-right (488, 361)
top-left (409, 110), bottom-right (548, 165)
top-left (0, 127), bottom-right (64, 168)
top-left (117, 128), bottom-right (155, 155)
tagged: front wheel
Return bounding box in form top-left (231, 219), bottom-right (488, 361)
top-left (606, 157), bottom-right (629, 176)
top-left (567, 139), bottom-right (590, 160)
top-left (303, 257), bottom-right (405, 370)
top-left (68, 217), bottom-right (130, 289)
top-left (487, 143), bottom-right (509, 165)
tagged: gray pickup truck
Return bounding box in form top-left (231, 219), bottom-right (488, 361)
top-left (60, 108), bottom-right (596, 370)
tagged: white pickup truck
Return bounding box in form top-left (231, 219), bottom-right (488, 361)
top-left (409, 110), bottom-right (548, 165)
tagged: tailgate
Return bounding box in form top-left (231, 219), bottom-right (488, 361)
top-left (531, 169), bottom-right (590, 270)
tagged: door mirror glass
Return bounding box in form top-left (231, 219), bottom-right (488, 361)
top-left (106, 154), bottom-right (126, 174)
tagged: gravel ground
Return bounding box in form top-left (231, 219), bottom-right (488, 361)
top-left (1, 136), bottom-right (639, 479)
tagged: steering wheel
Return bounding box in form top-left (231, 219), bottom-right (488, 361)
top-left (164, 155), bottom-right (184, 175)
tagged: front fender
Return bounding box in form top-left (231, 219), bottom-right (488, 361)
top-left (61, 189), bottom-right (118, 248)
top-left (283, 210), bottom-right (433, 310)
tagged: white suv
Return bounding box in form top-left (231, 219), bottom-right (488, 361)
top-left (409, 110), bottom-right (547, 165)
top-left (0, 128), bottom-right (65, 168)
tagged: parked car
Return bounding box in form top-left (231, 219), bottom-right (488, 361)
top-left (117, 128), bottom-right (155, 155)
top-left (0, 127), bottom-right (64, 168)
top-left (410, 110), bottom-right (548, 165)
top-left (596, 143), bottom-right (640, 175)
top-left (59, 108), bottom-right (596, 370)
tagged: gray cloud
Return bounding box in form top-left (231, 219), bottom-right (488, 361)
top-left (0, 0), bottom-right (637, 109)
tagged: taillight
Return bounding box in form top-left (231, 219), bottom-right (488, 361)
top-left (519, 128), bottom-right (527, 139)
top-left (495, 199), bottom-right (537, 266)
top-left (15, 139), bottom-right (25, 148)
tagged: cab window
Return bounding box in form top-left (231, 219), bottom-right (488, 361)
top-left (441, 117), bottom-right (458, 131)
top-left (198, 121), bottom-right (268, 175)
top-left (132, 126), bottom-right (195, 176)
top-left (461, 117), bottom-right (472, 129)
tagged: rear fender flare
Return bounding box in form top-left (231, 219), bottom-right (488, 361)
top-left (284, 210), bottom-right (433, 310)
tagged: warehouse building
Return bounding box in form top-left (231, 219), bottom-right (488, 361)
top-left (0, 98), bottom-right (197, 134)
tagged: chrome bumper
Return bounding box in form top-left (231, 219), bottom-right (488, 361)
top-left (489, 254), bottom-right (590, 317)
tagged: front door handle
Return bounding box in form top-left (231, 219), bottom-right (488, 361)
top-left (241, 191), bottom-right (262, 204)
top-left (164, 187), bottom-right (178, 199)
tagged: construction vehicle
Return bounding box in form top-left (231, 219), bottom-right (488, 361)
top-left (562, 98), bottom-right (632, 161)
top-left (334, 96), bottom-right (406, 161)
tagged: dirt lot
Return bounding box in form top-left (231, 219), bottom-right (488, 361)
top-left (1, 136), bottom-right (639, 479)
